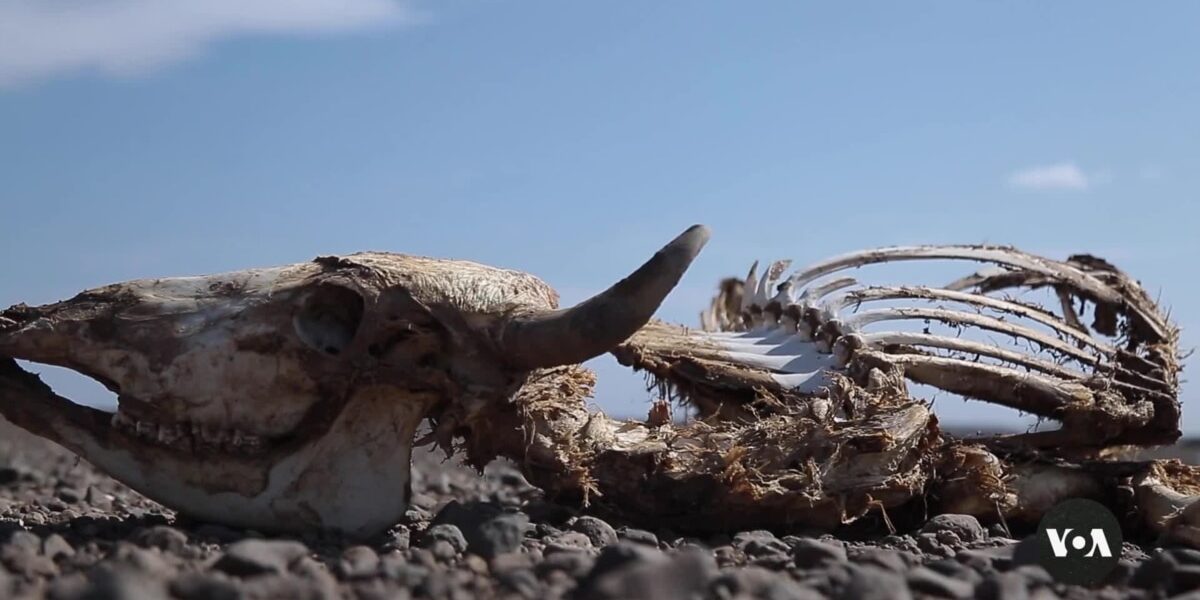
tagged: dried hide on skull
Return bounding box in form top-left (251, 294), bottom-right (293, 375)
top-left (0, 227), bottom-right (707, 537)
top-left (1, 227), bottom-right (1194, 545)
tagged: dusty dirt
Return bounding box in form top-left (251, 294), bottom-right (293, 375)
top-left (2, 416), bottom-right (1199, 600)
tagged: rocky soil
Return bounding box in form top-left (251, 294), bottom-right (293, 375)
top-left (3, 418), bottom-right (1200, 600)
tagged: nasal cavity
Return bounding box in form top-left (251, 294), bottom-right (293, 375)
top-left (293, 284), bottom-right (365, 356)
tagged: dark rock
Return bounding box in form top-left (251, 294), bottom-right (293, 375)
top-left (430, 501), bottom-right (527, 558)
top-left (544, 531), bottom-right (593, 554)
top-left (488, 463), bottom-right (534, 489)
top-left (2, 529), bottom-right (41, 555)
top-left (42, 533), bottom-right (75, 560)
top-left (1011, 564), bottom-right (1052, 587)
top-left (111, 544), bottom-right (173, 576)
top-left (925, 558), bottom-right (982, 585)
top-left (807, 563), bottom-right (852, 595)
top-left (56, 488), bottom-right (82, 504)
top-left (1105, 559), bottom-right (1137, 587)
top-left (571, 516), bottom-right (618, 548)
top-left (534, 523), bottom-right (563, 538)
top-left (380, 555), bottom-right (428, 586)
top-left (988, 524), bottom-right (1011, 538)
top-left (792, 538), bottom-right (847, 568)
top-left (710, 566), bottom-right (824, 600)
top-left (407, 547), bottom-right (438, 569)
top-left (976, 572), bottom-right (1030, 600)
top-left (421, 524), bottom-right (468, 555)
top-left (66, 563), bottom-right (170, 600)
top-left (1171, 547), bottom-right (1200, 566)
top-left (581, 542), bottom-right (663, 585)
top-left (169, 572), bottom-right (242, 600)
top-left (880, 535), bottom-right (919, 553)
top-left (495, 567), bottom-right (539, 598)
top-left (1170, 565), bottom-right (1200, 595)
top-left (291, 557), bottom-right (340, 597)
top-left (734, 530), bottom-right (790, 558)
top-left (1132, 551), bottom-right (1179, 590)
top-left (713, 545), bottom-right (738, 567)
top-left (3, 549), bottom-right (58, 579)
top-left (958, 543), bottom-right (1017, 571)
top-left (132, 525), bottom-right (188, 554)
top-left (839, 564), bottom-right (912, 600)
top-left (403, 507), bottom-right (431, 522)
top-left (577, 547), bottom-right (716, 600)
top-left (0, 467), bottom-right (22, 486)
top-left (618, 528), bottom-right (659, 547)
top-left (917, 532), bottom-right (945, 553)
top-left (83, 487), bottom-right (111, 510)
top-left (429, 540), bottom-right (459, 561)
top-left (337, 545), bottom-right (380, 579)
top-left (854, 549), bottom-right (909, 572)
top-left (409, 492), bottom-right (437, 511)
top-left (907, 565), bottom-right (974, 599)
top-left (213, 539), bottom-right (309, 577)
top-left (921, 514), bottom-right (985, 543)
top-left (536, 549), bottom-right (594, 578)
top-left (524, 500), bottom-right (575, 526)
top-left (490, 552), bottom-right (533, 572)
top-left (240, 573), bottom-right (330, 600)
top-left (751, 552), bottom-right (794, 570)
top-left (935, 530), bottom-right (963, 547)
top-left (380, 526), bottom-right (411, 552)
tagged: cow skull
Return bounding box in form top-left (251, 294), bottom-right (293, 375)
top-left (0, 226), bottom-right (710, 537)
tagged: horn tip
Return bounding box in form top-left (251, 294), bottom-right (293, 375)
top-left (672, 224), bottom-right (711, 256)
top-left (682, 223), bottom-right (711, 241)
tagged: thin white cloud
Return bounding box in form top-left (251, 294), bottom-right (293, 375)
top-left (1007, 162), bottom-right (1092, 191)
top-left (0, 0), bottom-right (415, 88)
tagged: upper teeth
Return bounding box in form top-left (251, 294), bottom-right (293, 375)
top-left (110, 411), bottom-right (265, 455)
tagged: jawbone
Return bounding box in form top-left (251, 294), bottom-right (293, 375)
top-left (0, 358), bottom-right (429, 539)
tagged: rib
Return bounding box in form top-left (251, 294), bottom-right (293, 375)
top-left (843, 306), bottom-right (1107, 367)
top-left (828, 285), bottom-right (1115, 354)
top-left (782, 244), bottom-right (1169, 341)
top-left (856, 331), bottom-right (1090, 381)
top-left (852, 349), bottom-right (1092, 417)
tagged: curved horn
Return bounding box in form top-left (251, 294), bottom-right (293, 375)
top-left (498, 224), bottom-right (711, 369)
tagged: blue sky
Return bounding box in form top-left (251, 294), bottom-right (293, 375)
top-left (1, 1), bottom-right (1197, 432)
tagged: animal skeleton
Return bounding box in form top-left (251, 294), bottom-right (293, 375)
top-left (1, 226), bottom-right (1196, 545)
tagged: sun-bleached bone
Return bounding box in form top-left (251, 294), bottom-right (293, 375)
top-left (608, 242), bottom-right (1185, 541)
top-left (828, 286), bottom-right (1115, 353)
top-left (1, 232), bottom-right (1190, 547)
top-left (843, 307), bottom-right (1105, 366)
top-left (0, 226), bottom-right (710, 537)
top-left (684, 245), bottom-right (1176, 429)
top-left (739, 261), bottom-right (759, 316)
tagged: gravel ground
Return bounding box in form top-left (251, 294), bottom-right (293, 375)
top-left (3, 418), bottom-right (1199, 600)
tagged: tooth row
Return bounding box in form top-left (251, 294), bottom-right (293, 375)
top-left (110, 411), bottom-right (265, 454)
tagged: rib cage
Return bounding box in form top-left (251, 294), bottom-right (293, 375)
top-left (451, 242), bottom-right (1198, 543)
top-left (623, 244), bottom-right (1181, 450)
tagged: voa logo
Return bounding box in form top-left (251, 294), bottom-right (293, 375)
top-left (1030, 498), bottom-right (1122, 586)
top-left (1044, 527), bottom-right (1112, 558)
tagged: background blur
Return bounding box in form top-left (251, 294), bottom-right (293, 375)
top-left (1, 1), bottom-right (1196, 431)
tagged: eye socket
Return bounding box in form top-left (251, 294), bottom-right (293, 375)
top-left (293, 284), bottom-right (365, 356)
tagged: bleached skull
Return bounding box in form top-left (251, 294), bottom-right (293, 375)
top-left (0, 226), bottom-right (709, 537)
